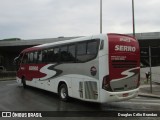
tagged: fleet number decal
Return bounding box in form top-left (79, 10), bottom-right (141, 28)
top-left (29, 66), bottom-right (38, 71)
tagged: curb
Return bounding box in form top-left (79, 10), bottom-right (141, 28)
top-left (138, 93), bottom-right (160, 99)
top-left (0, 78), bottom-right (16, 81)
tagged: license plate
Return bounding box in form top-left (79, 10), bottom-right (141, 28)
top-left (123, 93), bottom-right (129, 97)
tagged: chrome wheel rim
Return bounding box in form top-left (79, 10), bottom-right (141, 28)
top-left (60, 87), bottom-right (67, 99)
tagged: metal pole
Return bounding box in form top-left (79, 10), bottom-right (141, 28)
top-left (100, 0), bottom-right (102, 33)
top-left (132, 0), bottom-right (135, 37)
top-left (149, 46), bottom-right (152, 93)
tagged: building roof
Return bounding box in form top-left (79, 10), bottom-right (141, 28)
top-left (134, 32), bottom-right (160, 40)
top-left (0, 37), bottom-right (80, 47)
top-left (1, 32), bottom-right (160, 47)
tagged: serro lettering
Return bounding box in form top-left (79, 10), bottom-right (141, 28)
top-left (115, 45), bottom-right (136, 52)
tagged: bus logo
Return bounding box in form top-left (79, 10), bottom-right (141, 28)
top-left (120, 37), bottom-right (131, 42)
top-left (115, 45), bottom-right (136, 52)
top-left (90, 66), bottom-right (97, 76)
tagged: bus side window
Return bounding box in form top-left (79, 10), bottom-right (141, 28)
top-left (37, 51), bottom-right (42, 63)
top-left (34, 52), bottom-right (38, 63)
top-left (27, 53), bottom-right (30, 63)
top-left (60, 46), bottom-right (68, 62)
top-left (87, 41), bottom-right (97, 55)
top-left (86, 41), bottom-right (98, 60)
top-left (42, 50), bottom-right (48, 63)
top-left (77, 42), bottom-right (87, 62)
top-left (76, 40), bottom-right (98, 62)
top-left (68, 44), bottom-right (76, 62)
top-left (53, 48), bottom-right (60, 63)
top-left (47, 49), bottom-right (54, 63)
top-left (29, 52), bottom-right (34, 63)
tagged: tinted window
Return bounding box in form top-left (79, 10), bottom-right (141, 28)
top-left (52, 47), bottom-right (60, 63)
top-left (42, 50), bottom-right (48, 63)
top-left (48, 49), bottom-right (54, 62)
top-left (29, 52), bottom-right (34, 63)
top-left (23, 40), bottom-right (99, 64)
top-left (22, 53), bottom-right (28, 63)
top-left (33, 52), bottom-right (38, 63)
top-left (77, 40), bottom-right (99, 62)
top-left (61, 46), bottom-right (67, 52)
top-left (87, 41), bottom-right (97, 55)
top-left (60, 45), bottom-right (75, 62)
top-left (68, 44), bottom-right (76, 62)
top-left (37, 51), bottom-right (42, 63)
top-left (77, 43), bottom-right (87, 55)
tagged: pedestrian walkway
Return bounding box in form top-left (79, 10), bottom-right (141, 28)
top-left (139, 77), bottom-right (160, 98)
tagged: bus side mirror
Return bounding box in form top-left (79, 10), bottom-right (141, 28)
top-left (14, 57), bottom-right (19, 65)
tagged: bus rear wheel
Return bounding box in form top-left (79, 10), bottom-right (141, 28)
top-left (58, 84), bottom-right (69, 101)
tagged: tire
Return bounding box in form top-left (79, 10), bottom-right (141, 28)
top-left (58, 84), bottom-right (69, 101)
top-left (22, 77), bottom-right (27, 88)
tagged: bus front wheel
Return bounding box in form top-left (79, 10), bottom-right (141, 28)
top-left (22, 77), bottom-right (27, 88)
top-left (58, 84), bottom-right (69, 101)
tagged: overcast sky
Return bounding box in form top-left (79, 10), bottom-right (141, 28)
top-left (0, 0), bottom-right (160, 40)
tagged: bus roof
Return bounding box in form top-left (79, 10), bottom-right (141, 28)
top-left (21, 33), bottom-right (136, 53)
top-left (21, 35), bottom-right (93, 53)
top-left (107, 33), bottom-right (136, 39)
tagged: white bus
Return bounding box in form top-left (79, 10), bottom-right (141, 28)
top-left (15, 33), bottom-right (140, 103)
